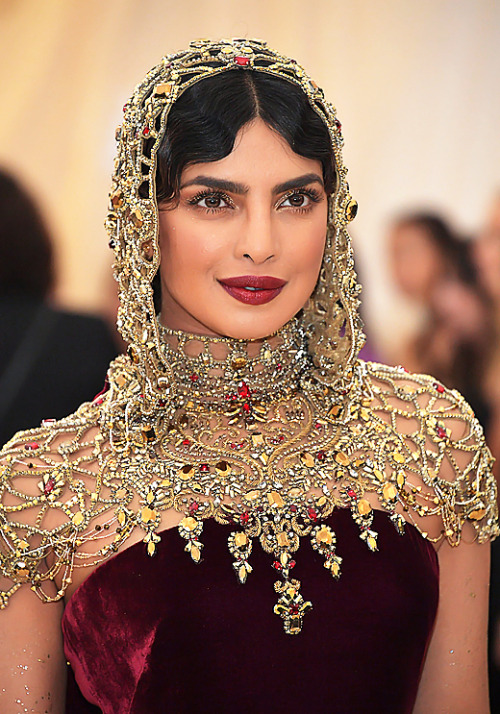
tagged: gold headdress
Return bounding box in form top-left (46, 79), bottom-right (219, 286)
top-left (105, 38), bottom-right (364, 406)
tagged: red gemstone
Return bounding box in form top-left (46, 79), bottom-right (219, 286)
top-left (234, 56), bottom-right (250, 66)
top-left (123, 104), bottom-right (128, 113)
top-left (25, 442), bottom-right (39, 451)
top-left (182, 439), bottom-right (190, 446)
top-left (158, 399), bottom-right (166, 407)
top-left (94, 398), bottom-right (104, 405)
top-left (290, 505), bottom-right (298, 513)
top-left (437, 427), bottom-right (447, 439)
top-left (435, 383), bottom-right (445, 394)
top-left (190, 374), bottom-right (199, 382)
top-left (308, 508), bottom-right (318, 521)
top-left (240, 512), bottom-right (250, 525)
top-left (273, 561), bottom-right (282, 570)
top-left (314, 422), bottom-right (322, 430)
top-left (44, 478), bottom-right (55, 495)
top-left (238, 382), bottom-right (251, 399)
top-left (290, 604), bottom-right (299, 615)
top-left (317, 450), bottom-right (326, 461)
top-left (189, 502), bottom-right (199, 514)
top-left (278, 435), bottom-right (285, 442)
top-left (200, 464), bottom-right (209, 473)
top-left (289, 560), bottom-right (296, 568)
top-left (242, 403), bottom-right (251, 414)
top-left (142, 126), bottom-right (150, 136)
top-left (347, 489), bottom-right (356, 498)
top-left (230, 442), bottom-right (237, 449)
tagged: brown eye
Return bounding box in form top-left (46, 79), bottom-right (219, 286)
top-left (203, 195), bottom-right (222, 208)
top-left (288, 194), bottom-right (305, 206)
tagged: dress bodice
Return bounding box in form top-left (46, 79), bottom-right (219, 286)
top-left (63, 508), bottom-right (439, 714)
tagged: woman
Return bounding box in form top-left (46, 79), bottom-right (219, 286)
top-left (389, 212), bottom-right (492, 430)
top-left (0, 38), bottom-right (497, 714)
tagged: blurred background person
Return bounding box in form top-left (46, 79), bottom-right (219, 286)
top-left (474, 193), bottom-right (500, 472)
top-left (474, 193), bottom-right (500, 711)
top-left (0, 169), bottom-right (118, 445)
top-left (389, 211), bottom-right (492, 431)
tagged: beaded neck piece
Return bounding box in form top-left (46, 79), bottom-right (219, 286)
top-left (157, 317), bottom-right (310, 412)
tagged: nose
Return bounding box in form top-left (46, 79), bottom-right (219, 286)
top-left (235, 202), bottom-right (277, 265)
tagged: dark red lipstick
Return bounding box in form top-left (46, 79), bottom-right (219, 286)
top-left (218, 275), bottom-right (286, 305)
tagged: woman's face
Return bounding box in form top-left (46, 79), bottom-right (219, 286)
top-left (389, 222), bottom-right (445, 303)
top-left (158, 118), bottom-right (328, 339)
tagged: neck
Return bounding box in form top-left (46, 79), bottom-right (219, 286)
top-left (157, 316), bottom-right (310, 416)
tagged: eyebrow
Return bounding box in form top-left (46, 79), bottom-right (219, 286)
top-left (179, 172), bottom-right (324, 195)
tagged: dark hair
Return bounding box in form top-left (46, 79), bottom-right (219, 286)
top-left (0, 170), bottom-right (54, 298)
top-left (395, 212), bottom-right (476, 284)
top-left (155, 70), bottom-right (336, 203)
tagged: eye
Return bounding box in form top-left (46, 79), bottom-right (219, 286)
top-left (187, 190), bottom-right (233, 212)
top-left (278, 188), bottom-right (322, 210)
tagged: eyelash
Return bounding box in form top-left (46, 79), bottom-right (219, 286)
top-left (186, 188), bottom-right (323, 214)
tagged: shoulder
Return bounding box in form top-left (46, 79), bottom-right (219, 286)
top-left (0, 395), bottom-right (106, 607)
top-left (357, 360), bottom-right (499, 545)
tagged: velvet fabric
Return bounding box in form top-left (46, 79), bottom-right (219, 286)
top-left (63, 508), bottom-right (439, 714)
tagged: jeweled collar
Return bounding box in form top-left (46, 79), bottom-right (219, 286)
top-left (157, 316), bottom-right (310, 416)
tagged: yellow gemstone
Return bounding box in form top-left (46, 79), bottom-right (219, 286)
top-left (259, 452), bottom-right (269, 465)
top-left (357, 499), bottom-right (372, 515)
top-left (268, 491), bottom-right (285, 508)
top-left (220, 45), bottom-right (234, 54)
top-left (154, 82), bottom-right (173, 95)
top-left (392, 451), bottom-right (405, 464)
top-left (178, 465), bottom-right (194, 480)
top-left (117, 511), bottom-right (126, 526)
top-left (180, 516), bottom-right (197, 531)
top-left (300, 452), bottom-right (315, 468)
top-left (190, 544), bottom-right (201, 562)
top-left (367, 536), bottom-right (378, 551)
top-left (383, 483), bottom-right (398, 501)
top-left (245, 490), bottom-right (260, 501)
top-left (72, 512), bottom-right (84, 527)
top-left (345, 199), bottom-right (358, 222)
top-left (330, 561), bottom-right (340, 576)
top-left (234, 532), bottom-right (248, 547)
top-left (147, 541), bottom-right (156, 556)
top-left (469, 508), bottom-right (487, 521)
top-left (232, 356), bottom-right (247, 370)
top-left (131, 208), bottom-right (144, 227)
top-left (141, 507), bottom-right (156, 524)
top-left (251, 432), bottom-right (264, 446)
top-left (238, 564), bottom-right (247, 582)
top-left (317, 496), bottom-right (327, 507)
top-left (286, 587), bottom-right (296, 598)
top-left (316, 526), bottom-right (333, 544)
top-left (329, 404), bottom-right (342, 418)
top-left (18, 540), bottom-right (29, 550)
top-left (277, 531), bottom-right (290, 547)
top-left (374, 469), bottom-right (385, 482)
top-left (396, 471), bottom-right (405, 487)
top-left (359, 408), bottom-right (370, 421)
top-left (110, 190), bottom-right (124, 208)
top-left (146, 490), bottom-right (155, 504)
top-left (335, 452), bottom-right (350, 466)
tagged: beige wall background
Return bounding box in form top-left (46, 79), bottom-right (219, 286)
top-left (0, 0), bottom-right (499, 355)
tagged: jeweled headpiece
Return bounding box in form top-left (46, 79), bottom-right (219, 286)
top-left (105, 38), bottom-right (364, 405)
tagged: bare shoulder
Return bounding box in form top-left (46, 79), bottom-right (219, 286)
top-left (359, 360), bottom-right (499, 545)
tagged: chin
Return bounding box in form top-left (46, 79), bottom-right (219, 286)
top-left (210, 312), bottom-right (297, 341)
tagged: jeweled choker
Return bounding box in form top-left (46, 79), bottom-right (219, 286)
top-left (157, 316), bottom-right (311, 415)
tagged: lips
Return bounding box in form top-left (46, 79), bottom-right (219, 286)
top-left (218, 275), bottom-right (287, 305)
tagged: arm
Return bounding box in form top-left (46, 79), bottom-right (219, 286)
top-left (0, 581), bottom-right (66, 714)
top-left (413, 535), bottom-right (491, 714)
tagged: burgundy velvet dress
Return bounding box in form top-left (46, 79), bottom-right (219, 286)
top-left (63, 507), bottom-right (439, 714)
